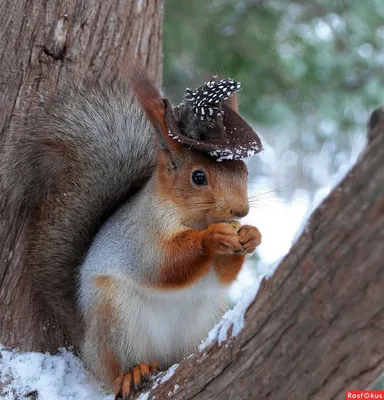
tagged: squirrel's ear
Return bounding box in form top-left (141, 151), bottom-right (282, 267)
top-left (223, 92), bottom-right (238, 113)
top-left (127, 66), bottom-right (165, 130)
top-left (127, 65), bottom-right (182, 154)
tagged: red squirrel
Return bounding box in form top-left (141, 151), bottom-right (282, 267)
top-left (3, 67), bottom-right (262, 398)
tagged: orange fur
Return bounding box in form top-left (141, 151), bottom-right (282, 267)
top-left (114, 375), bottom-right (125, 396)
top-left (151, 142), bottom-right (254, 291)
top-left (94, 276), bottom-right (121, 386)
top-left (101, 340), bottom-right (121, 387)
top-left (125, 63), bottom-right (165, 129)
top-left (138, 363), bottom-right (150, 377)
top-left (238, 225), bottom-right (262, 254)
top-left (114, 362), bottom-right (159, 399)
top-left (155, 230), bottom-right (212, 289)
top-left (214, 225), bottom-right (261, 284)
top-left (121, 373), bottom-right (132, 395)
top-left (154, 222), bottom-right (256, 289)
top-left (132, 366), bottom-right (142, 388)
top-left (214, 254), bottom-right (245, 285)
top-left (155, 150), bottom-right (249, 230)
top-left (94, 275), bottom-right (114, 288)
top-left (126, 62), bottom-right (182, 154)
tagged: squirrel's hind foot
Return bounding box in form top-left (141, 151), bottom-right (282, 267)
top-left (114, 362), bottom-right (159, 400)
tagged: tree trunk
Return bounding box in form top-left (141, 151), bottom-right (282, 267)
top-left (134, 110), bottom-right (384, 399)
top-left (0, 0), bottom-right (163, 352)
top-left (1, 3), bottom-right (383, 399)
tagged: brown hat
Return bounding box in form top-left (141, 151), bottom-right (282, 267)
top-left (163, 77), bottom-right (262, 161)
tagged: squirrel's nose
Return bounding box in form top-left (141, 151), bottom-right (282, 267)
top-left (231, 204), bottom-right (249, 218)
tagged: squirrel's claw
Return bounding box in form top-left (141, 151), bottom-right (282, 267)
top-left (114, 362), bottom-right (159, 400)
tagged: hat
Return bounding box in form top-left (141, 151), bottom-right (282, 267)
top-left (164, 77), bottom-right (262, 161)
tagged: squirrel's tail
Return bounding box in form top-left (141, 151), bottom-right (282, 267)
top-left (2, 77), bottom-right (156, 349)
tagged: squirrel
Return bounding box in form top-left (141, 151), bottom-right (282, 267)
top-left (2, 65), bottom-right (262, 398)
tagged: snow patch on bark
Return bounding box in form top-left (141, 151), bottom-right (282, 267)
top-left (199, 276), bottom-right (265, 351)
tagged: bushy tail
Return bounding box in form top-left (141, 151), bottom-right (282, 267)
top-left (1, 76), bottom-right (156, 349)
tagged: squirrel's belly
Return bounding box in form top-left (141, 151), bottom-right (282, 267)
top-left (113, 270), bottom-right (227, 370)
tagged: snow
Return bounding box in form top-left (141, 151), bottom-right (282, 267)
top-left (199, 275), bottom-right (266, 351)
top-left (210, 142), bottom-right (261, 161)
top-left (158, 363), bottom-right (178, 384)
top-left (245, 190), bottom-right (309, 265)
top-left (0, 276), bottom-right (267, 400)
top-left (0, 346), bottom-right (112, 400)
top-left (150, 362), bottom-right (178, 390)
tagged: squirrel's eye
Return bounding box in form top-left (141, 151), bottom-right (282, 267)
top-left (192, 170), bottom-right (208, 186)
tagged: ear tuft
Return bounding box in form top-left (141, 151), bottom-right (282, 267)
top-left (125, 62), bottom-right (183, 155)
top-left (126, 63), bottom-right (165, 130)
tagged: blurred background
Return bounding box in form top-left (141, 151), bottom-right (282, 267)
top-left (163, 0), bottom-right (383, 304)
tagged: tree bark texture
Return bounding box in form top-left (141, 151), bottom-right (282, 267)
top-left (0, 0), bottom-right (163, 352)
top-left (134, 111), bottom-right (384, 400)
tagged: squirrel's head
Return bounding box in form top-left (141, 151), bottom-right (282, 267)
top-left (155, 145), bottom-right (249, 229)
top-left (129, 65), bottom-right (262, 229)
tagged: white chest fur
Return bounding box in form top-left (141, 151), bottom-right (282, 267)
top-left (103, 269), bottom-right (226, 370)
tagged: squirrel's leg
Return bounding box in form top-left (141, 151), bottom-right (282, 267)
top-left (214, 254), bottom-right (246, 284)
top-left (83, 277), bottom-right (160, 397)
top-left (82, 276), bottom-right (122, 389)
top-left (114, 362), bottom-right (159, 400)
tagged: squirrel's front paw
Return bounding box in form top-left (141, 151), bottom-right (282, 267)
top-left (114, 362), bottom-right (159, 399)
top-left (204, 222), bottom-right (243, 255)
top-left (238, 225), bottom-right (262, 254)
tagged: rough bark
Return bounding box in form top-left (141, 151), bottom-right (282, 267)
top-left (0, 0), bottom-right (163, 352)
top-left (1, 2), bottom-right (383, 399)
top-left (134, 110), bottom-right (384, 399)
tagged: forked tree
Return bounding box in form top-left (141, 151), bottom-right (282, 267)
top-left (0, 2), bottom-right (383, 400)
